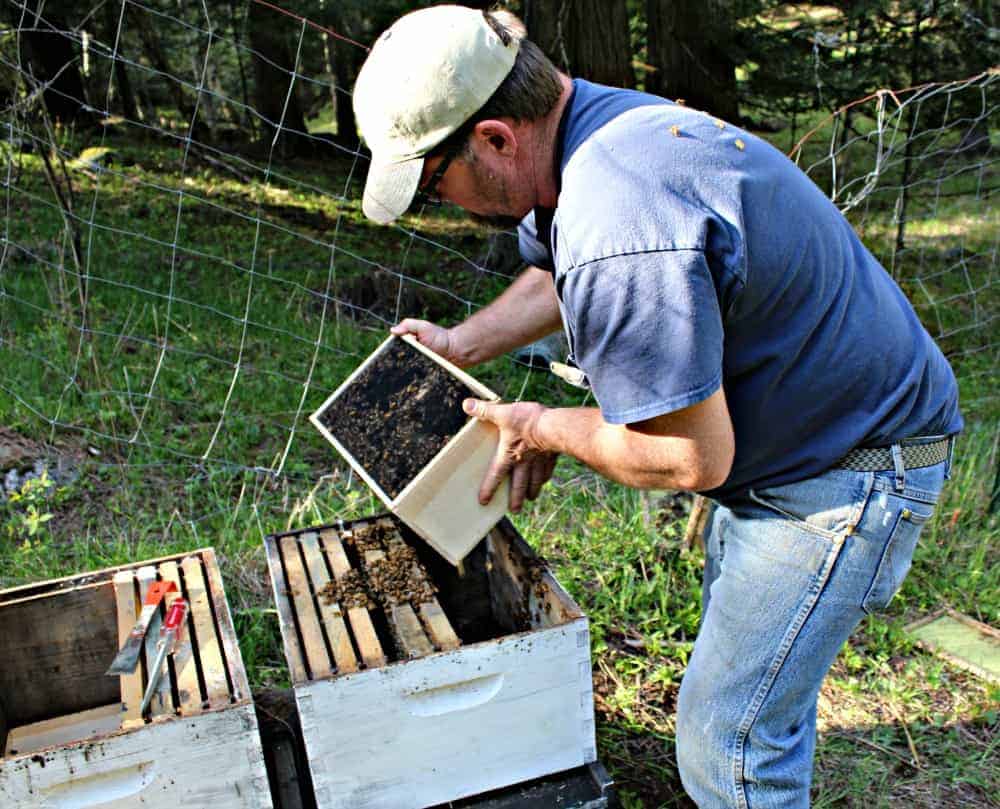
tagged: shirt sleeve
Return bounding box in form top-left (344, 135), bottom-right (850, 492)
top-left (559, 249), bottom-right (723, 424)
top-left (517, 209), bottom-right (555, 272)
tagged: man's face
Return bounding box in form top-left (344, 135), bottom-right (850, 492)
top-left (417, 143), bottom-right (526, 229)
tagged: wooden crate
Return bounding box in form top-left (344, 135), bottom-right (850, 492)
top-left (0, 549), bottom-right (272, 809)
top-left (265, 516), bottom-right (596, 809)
top-left (309, 334), bottom-right (510, 565)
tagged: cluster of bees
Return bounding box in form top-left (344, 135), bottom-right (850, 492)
top-left (319, 521), bottom-right (438, 610)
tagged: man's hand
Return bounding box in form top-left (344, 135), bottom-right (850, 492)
top-left (391, 319), bottom-right (465, 366)
top-left (391, 267), bottom-right (563, 370)
top-left (463, 398), bottom-right (558, 513)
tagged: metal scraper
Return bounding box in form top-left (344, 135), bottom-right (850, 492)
top-left (106, 579), bottom-right (178, 675)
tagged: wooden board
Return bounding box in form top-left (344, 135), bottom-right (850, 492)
top-left (391, 604), bottom-right (435, 658)
top-left (181, 556), bottom-right (230, 707)
top-left (380, 521), bottom-right (461, 652)
top-left (300, 532), bottom-right (357, 674)
top-left (265, 537), bottom-right (309, 685)
top-left (487, 520), bottom-right (583, 632)
top-left (364, 548), bottom-right (435, 660)
top-left (1, 702), bottom-right (272, 809)
top-left (375, 518), bottom-right (462, 657)
top-left (297, 622), bottom-right (594, 809)
top-left (280, 537), bottom-right (334, 681)
top-left (906, 609), bottom-right (1000, 683)
top-left (112, 570), bottom-right (144, 725)
top-left (0, 547), bottom-right (217, 605)
top-left (0, 581), bottom-right (120, 727)
top-left (200, 548), bottom-right (252, 703)
top-left (393, 419), bottom-right (508, 566)
top-left (320, 530), bottom-right (385, 669)
top-left (4, 703), bottom-right (121, 757)
top-left (418, 601), bottom-right (461, 651)
top-left (159, 560), bottom-right (201, 714)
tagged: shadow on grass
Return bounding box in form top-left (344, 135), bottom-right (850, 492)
top-left (814, 715), bottom-right (999, 808)
top-left (598, 719), bottom-right (695, 808)
top-left (598, 712), bottom-right (998, 808)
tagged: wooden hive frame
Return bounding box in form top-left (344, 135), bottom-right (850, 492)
top-left (267, 516), bottom-right (463, 682)
top-left (0, 548), bottom-right (247, 758)
top-left (362, 517), bottom-right (461, 659)
top-left (308, 334), bottom-right (510, 566)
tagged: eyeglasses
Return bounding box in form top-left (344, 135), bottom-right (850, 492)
top-left (411, 138), bottom-right (465, 209)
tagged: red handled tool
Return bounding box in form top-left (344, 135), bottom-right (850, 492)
top-left (140, 597), bottom-right (188, 715)
top-left (106, 580), bottom-right (178, 676)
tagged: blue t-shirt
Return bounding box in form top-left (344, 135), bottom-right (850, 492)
top-left (519, 80), bottom-right (962, 502)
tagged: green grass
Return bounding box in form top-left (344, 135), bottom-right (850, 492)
top-left (0, 117), bottom-right (997, 806)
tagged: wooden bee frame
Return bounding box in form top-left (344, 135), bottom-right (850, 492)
top-left (309, 334), bottom-right (510, 566)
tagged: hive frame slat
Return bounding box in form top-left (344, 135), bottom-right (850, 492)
top-left (159, 560), bottom-right (201, 714)
top-left (279, 536), bottom-right (334, 680)
top-left (181, 556), bottom-right (230, 706)
top-left (299, 532), bottom-right (358, 675)
top-left (320, 530), bottom-right (386, 669)
top-left (111, 570), bottom-right (142, 725)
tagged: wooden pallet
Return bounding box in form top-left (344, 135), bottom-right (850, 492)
top-left (109, 553), bottom-right (235, 726)
top-left (268, 518), bottom-right (462, 682)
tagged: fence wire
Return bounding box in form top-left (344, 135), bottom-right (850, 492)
top-left (0, 2), bottom-right (995, 511)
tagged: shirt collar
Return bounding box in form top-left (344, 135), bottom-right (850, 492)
top-left (530, 80), bottom-right (578, 257)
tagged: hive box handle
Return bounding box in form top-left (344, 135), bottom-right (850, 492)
top-left (404, 673), bottom-right (504, 717)
top-left (39, 760), bottom-right (155, 808)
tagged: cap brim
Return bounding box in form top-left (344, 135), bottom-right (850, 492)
top-left (362, 156), bottom-right (424, 224)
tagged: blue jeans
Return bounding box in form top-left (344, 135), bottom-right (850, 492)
top-left (676, 458), bottom-right (949, 808)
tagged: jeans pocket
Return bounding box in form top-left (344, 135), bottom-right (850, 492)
top-left (861, 505), bottom-right (932, 615)
top-left (747, 471), bottom-right (869, 540)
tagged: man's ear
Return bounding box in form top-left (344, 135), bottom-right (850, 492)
top-left (472, 119), bottom-right (518, 157)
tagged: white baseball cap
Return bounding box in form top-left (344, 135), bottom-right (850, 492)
top-left (353, 5), bottom-right (520, 224)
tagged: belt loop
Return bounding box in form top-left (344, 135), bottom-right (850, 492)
top-left (891, 443), bottom-right (906, 491)
top-left (945, 435), bottom-right (956, 480)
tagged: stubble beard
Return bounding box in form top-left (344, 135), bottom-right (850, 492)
top-left (467, 161), bottom-right (524, 231)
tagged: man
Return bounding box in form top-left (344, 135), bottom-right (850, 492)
top-left (352, 6), bottom-right (962, 807)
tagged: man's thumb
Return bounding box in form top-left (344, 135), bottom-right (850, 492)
top-left (463, 398), bottom-right (490, 420)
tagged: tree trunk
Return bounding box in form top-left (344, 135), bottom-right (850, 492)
top-left (332, 43), bottom-right (359, 149)
top-left (645, 0), bottom-right (739, 121)
top-left (323, 2), bottom-right (360, 149)
top-left (247, 1), bottom-right (311, 156)
top-left (132, 7), bottom-right (202, 131)
top-left (229, 0), bottom-right (254, 132)
top-left (524, 0), bottom-right (634, 88)
top-left (18, 6), bottom-right (95, 125)
top-left (103, 0), bottom-right (138, 122)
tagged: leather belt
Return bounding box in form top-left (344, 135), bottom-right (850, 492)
top-left (835, 436), bottom-right (952, 472)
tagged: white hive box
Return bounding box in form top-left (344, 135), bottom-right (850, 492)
top-left (265, 515), bottom-right (596, 809)
top-left (0, 549), bottom-right (272, 809)
top-left (309, 334), bottom-right (510, 565)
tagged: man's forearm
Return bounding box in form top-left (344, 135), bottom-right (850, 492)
top-left (533, 402), bottom-right (733, 492)
top-left (449, 266), bottom-right (562, 367)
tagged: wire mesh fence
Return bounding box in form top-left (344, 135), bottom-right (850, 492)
top-left (0, 1), bottom-right (996, 514)
top-left (790, 70), bottom-right (998, 419)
